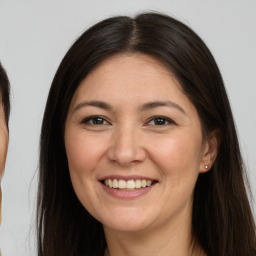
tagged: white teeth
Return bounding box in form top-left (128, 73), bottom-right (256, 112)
top-left (135, 180), bottom-right (142, 188)
top-left (127, 180), bottom-right (136, 189)
top-left (108, 179), bottom-right (113, 188)
top-left (146, 180), bottom-right (152, 187)
top-left (118, 179), bottom-right (126, 189)
top-left (113, 179), bottom-right (118, 188)
top-left (103, 179), bottom-right (154, 189)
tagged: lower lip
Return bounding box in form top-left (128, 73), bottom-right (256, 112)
top-left (100, 182), bottom-right (156, 199)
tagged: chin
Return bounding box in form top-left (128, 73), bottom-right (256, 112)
top-left (98, 209), bottom-right (156, 233)
top-left (103, 220), bottom-right (150, 233)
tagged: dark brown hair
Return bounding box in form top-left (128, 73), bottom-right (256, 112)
top-left (37, 12), bottom-right (256, 256)
top-left (0, 62), bottom-right (10, 125)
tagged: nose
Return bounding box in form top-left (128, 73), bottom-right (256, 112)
top-left (106, 124), bottom-right (146, 166)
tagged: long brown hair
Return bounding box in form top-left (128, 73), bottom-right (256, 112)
top-left (37, 12), bottom-right (256, 256)
top-left (0, 61), bottom-right (10, 224)
top-left (0, 62), bottom-right (10, 125)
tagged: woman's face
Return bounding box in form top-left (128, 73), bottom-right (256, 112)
top-left (0, 103), bottom-right (8, 180)
top-left (65, 54), bottom-right (216, 233)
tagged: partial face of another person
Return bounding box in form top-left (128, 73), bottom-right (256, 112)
top-left (65, 54), bottom-right (217, 233)
top-left (0, 102), bottom-right (8, 223)
top-left (0, 103), bottom-right (8, 180)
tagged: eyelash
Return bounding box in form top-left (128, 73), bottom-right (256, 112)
top-left (81, 115), bottom-right (175, 126)
top-left (81, 116), bottom-right (110, 125)
top-left (146, 116), bottom-right (176, 126)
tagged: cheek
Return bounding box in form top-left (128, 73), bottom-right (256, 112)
top-left (148, 133), bottom-right (203, 216)
top-left (148, 132), bottom-right (203, 178)
top-left (0, 130), bottom-right (8, 179)
top-left (65, 132), bottom-right (106, 178)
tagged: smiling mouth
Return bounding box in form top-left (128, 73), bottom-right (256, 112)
top-left (102, 179), bottom-right (157, 190)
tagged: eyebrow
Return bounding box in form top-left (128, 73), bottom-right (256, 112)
top-left (73, 100), bottom-right (186, 114)
top-left (140, 101), bottom-right (186, 114)
top-left (73, 100), bottom-right (113, 112)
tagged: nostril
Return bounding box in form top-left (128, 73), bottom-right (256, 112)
top-left (106, 132), bottom-right (147, 166)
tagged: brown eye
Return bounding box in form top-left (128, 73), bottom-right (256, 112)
top-left (81, 116), bottom-right (109, 125)
top-left (147, 116), bottom-right (174, 126)
top-left (92, 117), bottom-right (105, 125)
top-left (153, 118), bottom-right (167, 125)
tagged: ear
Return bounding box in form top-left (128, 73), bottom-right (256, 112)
top-left (199, 129), bottom-right (220, 173)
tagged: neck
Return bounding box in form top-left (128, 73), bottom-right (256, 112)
top-left (104, 210), bottom-right (205, 256)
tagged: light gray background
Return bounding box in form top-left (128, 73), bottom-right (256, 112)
top-left (0, 1), bottom-right (255, 255)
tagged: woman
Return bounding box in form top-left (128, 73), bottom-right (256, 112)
top-left (37, 12), bottom-right (256, 256)
top-left (0, 62), bottom-right (10, 225)
top-left (0, 62), bottom-right (10, 256)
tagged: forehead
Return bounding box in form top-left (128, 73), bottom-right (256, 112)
top-left (89, 53), bottom-right (175, 82)
top-left (72, 53), bottom-right (185, 102)
top-left (67, 53), bottom-right (202, 128)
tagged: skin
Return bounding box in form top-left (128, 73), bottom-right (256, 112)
top-left (0, 103), bottom-right (8, 224)
top-left (65, 53), bottom-right (218, 256)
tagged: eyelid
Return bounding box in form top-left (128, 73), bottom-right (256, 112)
top-left (145, 116), bottom-right (176, 126)
top-left (80, 115), bottom-right (111, 125)
top-left (79, 115), bottom-right (175, 126)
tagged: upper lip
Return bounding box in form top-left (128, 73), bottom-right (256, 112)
top-left (99, 175), bottom-right (157, 181)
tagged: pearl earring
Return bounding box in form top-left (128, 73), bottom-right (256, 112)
top-left (205, 165), bottom-right (209, 169)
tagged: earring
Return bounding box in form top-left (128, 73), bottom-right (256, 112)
top-left (205, 165), bottom-right (209, 170)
